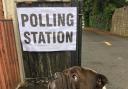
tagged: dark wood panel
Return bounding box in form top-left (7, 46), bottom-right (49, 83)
top-left (17, 1), bottom-right (82, 80)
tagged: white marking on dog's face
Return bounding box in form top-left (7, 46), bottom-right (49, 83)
top-left (52, 82), bottom-right (56, 89)
top-left (102, 86), bottom-right (107, 89)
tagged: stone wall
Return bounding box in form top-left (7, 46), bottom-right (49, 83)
top-left (111, 6), bottom-right (128, 36)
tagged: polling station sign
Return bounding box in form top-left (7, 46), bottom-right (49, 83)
top-left (17, 7), bottom-right (77, 52)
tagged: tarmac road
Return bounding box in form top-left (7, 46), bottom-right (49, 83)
top-left (82, 31), bottom-right (128, 89)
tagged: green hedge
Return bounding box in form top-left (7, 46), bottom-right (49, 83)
top-left (89, 13), bottom-right (111, 31)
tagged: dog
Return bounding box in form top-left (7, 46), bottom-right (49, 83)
top-left (48, 66), bottom-right (108, 89)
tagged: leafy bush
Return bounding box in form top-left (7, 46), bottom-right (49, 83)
top-left (83, 0), bottom-right (127, 31)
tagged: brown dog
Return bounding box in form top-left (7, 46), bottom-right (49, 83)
top-left (48, 66), bottom-right (108, 89)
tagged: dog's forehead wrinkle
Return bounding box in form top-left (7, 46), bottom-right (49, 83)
top-left (70, 66), bottom-right (82, 71)
top-left (83, 67), bottom-right (97, 73)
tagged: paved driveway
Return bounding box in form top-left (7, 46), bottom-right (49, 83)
top-left (82, 31), bottom-right (128, 89)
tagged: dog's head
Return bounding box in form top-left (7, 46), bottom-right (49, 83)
top-left (48, 66), bottom-right (108, 89)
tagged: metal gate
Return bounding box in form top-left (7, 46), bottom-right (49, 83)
top-left (17, 0), bottom-right (83, 80)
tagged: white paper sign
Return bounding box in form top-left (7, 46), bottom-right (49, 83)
top-left (17, 7), bottom-right (77, 51)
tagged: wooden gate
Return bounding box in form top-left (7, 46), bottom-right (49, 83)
top-left (17, 0), bottom-right (83, 80)
top-left (0, 20), bottom-right (21, 89)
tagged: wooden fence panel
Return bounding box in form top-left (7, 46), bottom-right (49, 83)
top-left (0, 20), bottom-right (21, 89)
top-left (0, 0), bottom-right (4, 19)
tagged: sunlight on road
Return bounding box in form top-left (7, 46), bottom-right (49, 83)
top-left (104, 41), bottom-right (112, 46)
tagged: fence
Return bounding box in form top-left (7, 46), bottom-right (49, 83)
top-left (0, 0), bottom-right (4, 19)
top-left (0, 20), bottom-right (21, 89)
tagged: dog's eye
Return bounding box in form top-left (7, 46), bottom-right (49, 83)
top-left (102, 86), bottom-right (107, 89)
top-left (72, 75), bottom-right (78, 81)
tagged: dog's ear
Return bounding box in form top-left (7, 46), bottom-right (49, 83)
top-left (54, 72), bottom-right (63, 79)
top-left (96, 74), bottom-right (108, 89)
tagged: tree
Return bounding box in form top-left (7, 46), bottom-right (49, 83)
top-left (83, 0), bottom-right (93, 26)
top-left (83, 0), bottom-right (127, 30)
